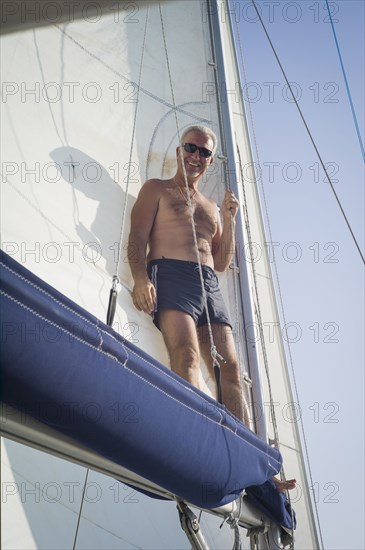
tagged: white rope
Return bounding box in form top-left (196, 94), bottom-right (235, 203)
top-left (158, 3), bottom-right (223, 380)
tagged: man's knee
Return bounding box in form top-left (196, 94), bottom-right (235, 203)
top-left (172, 343), bottom-right (200, 369)
top-left (221, 359), bottom-right (241, 385)
top-left (168, 343), bottom-right (200, 387)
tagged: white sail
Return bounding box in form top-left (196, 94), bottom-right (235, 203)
top-left (1, 1), bottom-right (319, 548)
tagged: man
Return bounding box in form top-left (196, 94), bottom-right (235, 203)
top-left (128, 125), bottom-right (296, 492)
top-left (128, 125), bottom-right (247, 422)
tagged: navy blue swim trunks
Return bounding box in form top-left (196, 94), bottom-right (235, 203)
top-left (147, 258), bottom-right (232, 330)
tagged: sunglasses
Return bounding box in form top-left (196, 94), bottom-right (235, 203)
top-left (182, 142), bottom-right (213, 159)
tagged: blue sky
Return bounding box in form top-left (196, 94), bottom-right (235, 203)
top-left (233, 1), bottom-right (364, 548)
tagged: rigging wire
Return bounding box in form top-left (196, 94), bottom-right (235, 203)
top-left (324, 0), bottom-right (365, 163)
top-left (158, 2), bottom-right (226, 402)
top-left (114, 6), bottom-right (149, 278)
top-left (72, 469), bottom-right (90, 550)
top-left (232, 3), bottom-right (326, 547)
top-left (106, 6), bottom-right (149, 326)
top-left (249, 0), bottom-right (365, 266)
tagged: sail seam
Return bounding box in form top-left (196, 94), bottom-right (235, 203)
top-left (54, 24), bottom-right (211, 124)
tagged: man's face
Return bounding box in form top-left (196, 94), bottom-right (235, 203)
top-left (177, 131), bottom-right (214, 179)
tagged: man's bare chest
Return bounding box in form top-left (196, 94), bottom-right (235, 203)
top-left (159, 190), bottom-right (217, 234)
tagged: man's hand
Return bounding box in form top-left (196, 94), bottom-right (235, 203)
top-left (132, 277), bottom-right (156, 314)
top-left (221, 190), bottom-right (239, 221)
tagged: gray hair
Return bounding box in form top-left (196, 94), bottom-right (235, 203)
top-left (180, 125), bottom-right (218, 155)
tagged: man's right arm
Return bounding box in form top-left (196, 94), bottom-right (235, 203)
top-left (127, 180), bottom-right (160, 314)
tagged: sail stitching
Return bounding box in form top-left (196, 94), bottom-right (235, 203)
top-left (0, 289), bottom-right (127, 364)
top-left (1, 262), bottom-right (110, 335)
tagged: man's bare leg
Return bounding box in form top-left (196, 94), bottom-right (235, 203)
top-left (197, 323), bottom-right (250, 425)
top-left (158, 309), bottom-right (201, 388)
top-left (198, 323), bottom-right (296, 492)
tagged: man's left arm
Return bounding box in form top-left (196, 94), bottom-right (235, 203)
top-left (212, 190), bottom-right (239, 272)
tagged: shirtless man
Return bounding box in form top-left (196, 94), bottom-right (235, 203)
top-left (128, 125), bottom-right (246, 422)
top-left (128, 125), bottom-right (296, 492)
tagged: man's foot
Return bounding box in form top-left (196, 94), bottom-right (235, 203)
top-left (272, 477), bottom-right (297, 492)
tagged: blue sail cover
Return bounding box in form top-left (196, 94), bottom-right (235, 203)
top-left (0, 250), bottom-right (293, 526)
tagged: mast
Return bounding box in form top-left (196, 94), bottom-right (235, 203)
top-left (207, 0), bottom-right (268, 442)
